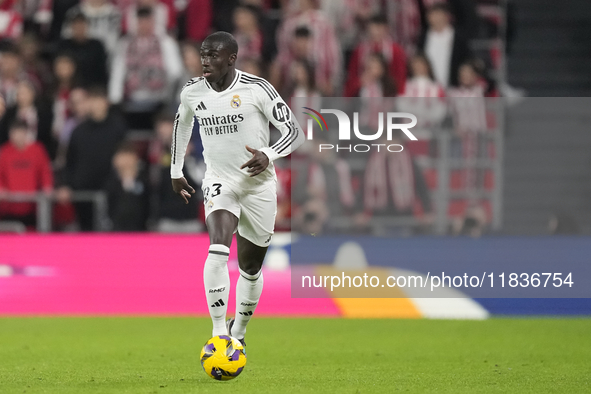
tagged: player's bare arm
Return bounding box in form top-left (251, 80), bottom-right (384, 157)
top-left (240, 145), bottom-right (270, 177)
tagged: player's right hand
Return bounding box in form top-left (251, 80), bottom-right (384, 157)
top-left (171, 177), bottom-right (195, 204)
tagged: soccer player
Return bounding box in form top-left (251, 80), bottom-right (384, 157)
top-left (170, 32), bottom-right (304, 347)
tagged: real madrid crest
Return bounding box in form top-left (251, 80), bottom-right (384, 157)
top-left (231, 95), bottom-right (241, 109)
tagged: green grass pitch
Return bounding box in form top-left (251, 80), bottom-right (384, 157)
top-left (0, 317), bottom-right (590, 393)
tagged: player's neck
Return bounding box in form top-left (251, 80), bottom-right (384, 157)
top-left (211, 69), bottom-right (237, 92)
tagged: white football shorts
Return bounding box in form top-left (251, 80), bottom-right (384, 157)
top-left (201, 178), bottom-right (277, 247)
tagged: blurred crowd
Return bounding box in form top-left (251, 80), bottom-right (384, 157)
top-left (0, 0), bottom-right (509, 233)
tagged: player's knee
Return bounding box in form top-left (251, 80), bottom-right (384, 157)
top-left (210, 234), bottom-right (232, 246)
top-left (239, 261), bottom-right (262, 276)
top-left (209, 228), bottom-right (234, 246)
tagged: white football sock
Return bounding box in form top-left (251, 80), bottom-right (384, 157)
top-left (232, 268), bottom-right (264, 339)
top-left (203, 244), bottom-right (231, 337)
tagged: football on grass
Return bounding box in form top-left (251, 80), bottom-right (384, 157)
top-left (200, 335), bottom-right (247, 381)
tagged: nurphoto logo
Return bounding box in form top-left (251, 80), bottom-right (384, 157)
top-left (302, 107), bottom-right (419, 153)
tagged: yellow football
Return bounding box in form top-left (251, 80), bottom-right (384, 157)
top-left (200, 335), bottom-right (247, 381)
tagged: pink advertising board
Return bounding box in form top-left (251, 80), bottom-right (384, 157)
top-left (0, 235), bottom-right (339, 316)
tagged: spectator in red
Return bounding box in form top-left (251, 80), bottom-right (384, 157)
top-left (233, 5), bottom-right (263, 71)
top-left (0, 120), bottom-right (53, 227)
top-left (344, 15), bottom-right (406, 97)
top-left (417, 3), bottom-right (471, 88)
top-left (275, 0), bottom-right (342, 95)
top-left (182, 0), bottom-right (212, 42)
top-left (0, 79), bottom-right (55, 158)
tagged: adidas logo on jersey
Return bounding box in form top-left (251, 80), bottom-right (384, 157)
top-left (211, 299), bottom-right (225, 308)
top-left (196, 101), bottom-right (207, 111)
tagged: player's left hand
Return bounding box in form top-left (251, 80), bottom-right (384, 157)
top-left (171, 177), bottom-right (195, 204)
top-left (240, 145), bottom-right (269, 177)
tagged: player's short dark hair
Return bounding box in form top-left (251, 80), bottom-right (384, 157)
top-left (368, 14), bottom-right (388, 26)
top-left (137, 6), bottom-right (153, 18)
top-left (294, 26), bottom-right (311, 38)
top-left (9, 119), bottom-right (29, 132)
top-left (203, 31), bottom-right (238, 55)
top-left (428, 3), bottom-right (451, 14)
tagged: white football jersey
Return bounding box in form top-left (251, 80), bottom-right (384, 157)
top-left (171, 70), bottom-right (304, 191)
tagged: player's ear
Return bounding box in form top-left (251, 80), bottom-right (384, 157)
top-left (229, 53), bottom-right (237, 66)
